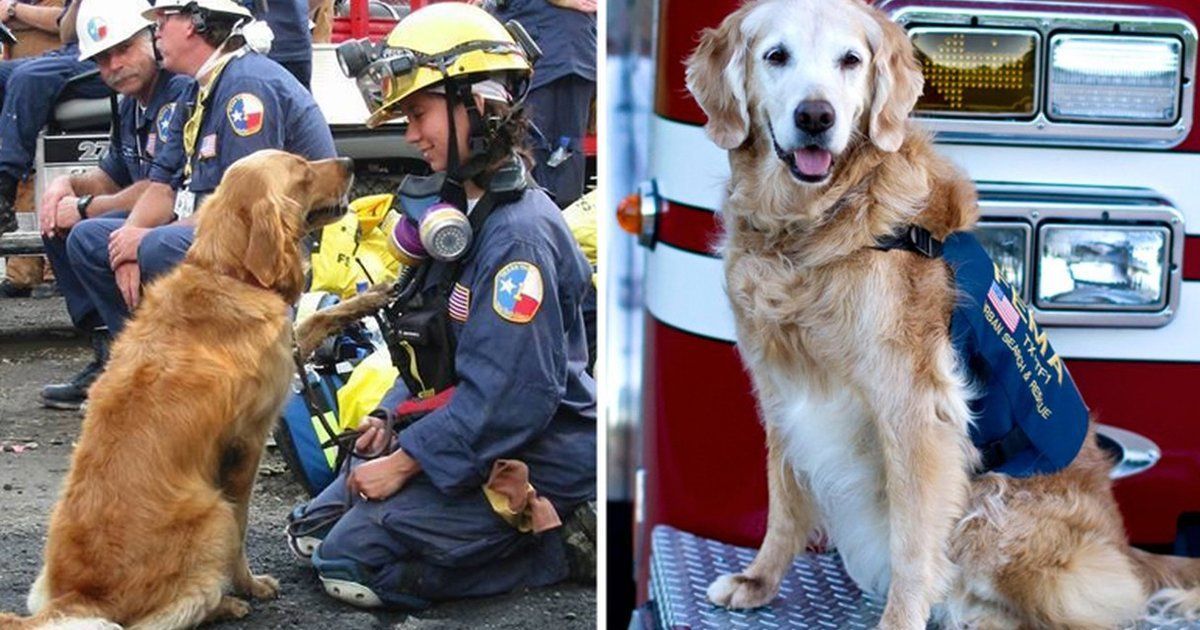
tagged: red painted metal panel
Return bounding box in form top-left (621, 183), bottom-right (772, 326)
top-left (349, 0), bottom-right (370, 39)
top-left (657, 201), bottom-right (722, 255)
top-left (1071, 360), bottom-right (1200, 542)
top-left (642, 319), bottom-right (768, 551)
top-left (655, 0), bottom-right (1200, 151)
top-left (1186, 235), bottom-right (1200, 281)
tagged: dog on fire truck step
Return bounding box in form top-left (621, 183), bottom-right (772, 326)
top-left (0, 151), bottom-right (354, 630)
top-left (685, 0), bottom-right (1200, 628)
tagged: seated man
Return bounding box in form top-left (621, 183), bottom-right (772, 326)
top-left (36, 0), bottom-right (191, 409)
top-left (67, 0), bottom-right (335, 335)
top-left (0, 0), bottom-right (109, 235)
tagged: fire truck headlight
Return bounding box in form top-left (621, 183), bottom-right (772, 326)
top-left (1047, 35), bottom-right (1183, 124)
top-left (976, 222), bottom-right (1031, 299)
top-left (1036, 225), bottom-right (1170, 311)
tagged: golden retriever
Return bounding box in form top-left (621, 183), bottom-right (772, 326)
top-left (686, 0), bottom-right (1200, 628)
top-left (0, 150), bottom-right (354, 629)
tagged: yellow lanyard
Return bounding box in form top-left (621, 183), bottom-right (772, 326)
top-left (181, 55), bottom-right (236, 181)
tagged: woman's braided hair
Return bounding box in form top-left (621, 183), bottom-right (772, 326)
top-left (475, 98), bottom-right (535, 181)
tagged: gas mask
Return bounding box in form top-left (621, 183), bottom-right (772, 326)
top-left (387, 172), bottom-right (473, 266)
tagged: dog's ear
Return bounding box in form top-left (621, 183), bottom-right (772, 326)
top-left (244, 194), bottom-right (298, 294)
top-left (686, 11), bottom-right (751, 150)
top-left (865, 5), bottom-right (923, 152)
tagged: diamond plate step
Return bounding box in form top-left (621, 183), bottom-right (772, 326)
top-left (647, 525), bottom-right (1200, 629)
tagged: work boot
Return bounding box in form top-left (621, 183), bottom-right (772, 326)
top-left (0, 279), bottom-right (32, 298)
top-left (0, 174), bottom-right (17, 235)
top-left (562, 500), bottom-right (596, 583)
top-left (41, 329), bottom-right (110, 410)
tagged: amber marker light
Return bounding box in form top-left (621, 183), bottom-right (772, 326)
top-left (911, 28), bottom-right (1040, 118)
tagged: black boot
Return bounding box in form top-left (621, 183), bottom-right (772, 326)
top-left (41, 328), bottom-right (110, 410)
top-left (562, 500), bottom-right (596, 583)
top-left (0, 174), bottom-right (17, 235)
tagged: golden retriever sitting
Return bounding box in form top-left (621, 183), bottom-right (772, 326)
top-left (686, 0), bottom-right (1200, 628)
top-left (0, 150), bottom-right (353, 629)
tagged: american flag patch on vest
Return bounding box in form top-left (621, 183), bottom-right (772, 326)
top-left (448, 282), bottom-right (470, 322)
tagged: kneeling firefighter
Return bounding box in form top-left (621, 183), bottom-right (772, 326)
top-left (285, 3), bottom-right (597, 608)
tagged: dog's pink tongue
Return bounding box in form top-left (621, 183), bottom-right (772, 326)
top-left (794, 148), bottom-right (832, 177)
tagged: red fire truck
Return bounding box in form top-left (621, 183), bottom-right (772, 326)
top-left (620, 0), bottom-right (1200, 625)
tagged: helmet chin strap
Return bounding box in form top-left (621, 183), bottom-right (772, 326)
top-left (441, 80), bottom-right (490, 209)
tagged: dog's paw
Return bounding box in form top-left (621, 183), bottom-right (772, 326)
top-left (245, 574), bottom-right (280, 600)
top-left (706, 572), bottom-right (777, 609)
top-left (212, 595), bottom-right (252, 622)
top-left (877, 607), bottom-right (928, 630)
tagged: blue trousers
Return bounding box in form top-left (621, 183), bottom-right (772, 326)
top-left (527, 74), bottom-right (594, 208)
top-left (302, 449), bottom-right (569, 608)
top-left (0, 45), bottom-right (109, 181)
top-left (42, 212), bottom-right (129, 330)
top-left (66, 220), bottom-right (194, 335)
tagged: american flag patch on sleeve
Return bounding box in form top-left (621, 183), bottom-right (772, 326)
top-left (448, 282), bottom-right (470, 322)
top-left (987, 281), bottom-right (1020, 333)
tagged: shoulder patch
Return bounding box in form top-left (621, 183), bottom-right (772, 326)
top-left (226, 93), bottom-right (264, 137)
top-left (492, 261), bottom-right (543, 324)
top-left (156, 102), bottom-right (177, 141)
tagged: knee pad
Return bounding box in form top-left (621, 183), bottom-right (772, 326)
top-left (312, 548), bottom-right (430, 610)
top-left (311, 548), bottom-right (384, 609)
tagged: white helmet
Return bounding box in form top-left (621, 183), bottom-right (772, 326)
top-left (77, 0), bottom-right (154, 62)
top-left (142, 0), bottom-right (253, 24)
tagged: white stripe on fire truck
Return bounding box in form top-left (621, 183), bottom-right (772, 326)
top-left (651, 116), bottom-right (1200, 236)
top-left (645, 243), bottom-right (1200, 363)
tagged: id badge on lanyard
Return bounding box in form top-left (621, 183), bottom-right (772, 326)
top-left (174, 188), bottom-right (196, 219)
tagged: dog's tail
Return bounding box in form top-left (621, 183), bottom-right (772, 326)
top-left (0, 595), bottom-right (120, 629)
top-left (1131, 547), bottom-right (1200, 620)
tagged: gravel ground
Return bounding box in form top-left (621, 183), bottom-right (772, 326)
top-left (0, 298), bottom-right (596, 629)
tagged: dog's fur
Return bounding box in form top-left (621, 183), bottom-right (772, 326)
top-left (0, 150), bottom-right (353, 630)
top-left (686, 1), bottom-right (1200, 627)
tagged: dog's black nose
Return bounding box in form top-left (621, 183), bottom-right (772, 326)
top-left (794, 100), bottom-right (835, 134)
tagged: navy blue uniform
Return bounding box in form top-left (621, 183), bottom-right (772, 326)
top-left (41, 70), bottom-right (190, 332)
top-left (945, 232), bottom-right (1090, 477)
top-left (257, 0), bottom-right (313, 89)
top-left (70, 50), bottom-right (335, 335)
top-left (99, 71), bottom-right (193, 188)
top-left (0, 0), bottom-right (109, 181)
top-left (492, 0), bottom-right (595, 207)
top-left (299, 187), bottom-right (597, 606)
top-left (150, 50), bottom-right (335, 197)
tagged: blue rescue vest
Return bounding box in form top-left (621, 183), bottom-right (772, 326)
top-left (943, 232), bottom-right (1090, 477)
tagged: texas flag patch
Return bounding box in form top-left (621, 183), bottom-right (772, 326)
top-left (493, 261), bottom-right (543, 324)
top-left (86, 17), bottom-right (107, 43)
top-left (157, 102), bottom-right (176, 142)
top-left (226, 93), bottom-right (264, 137)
